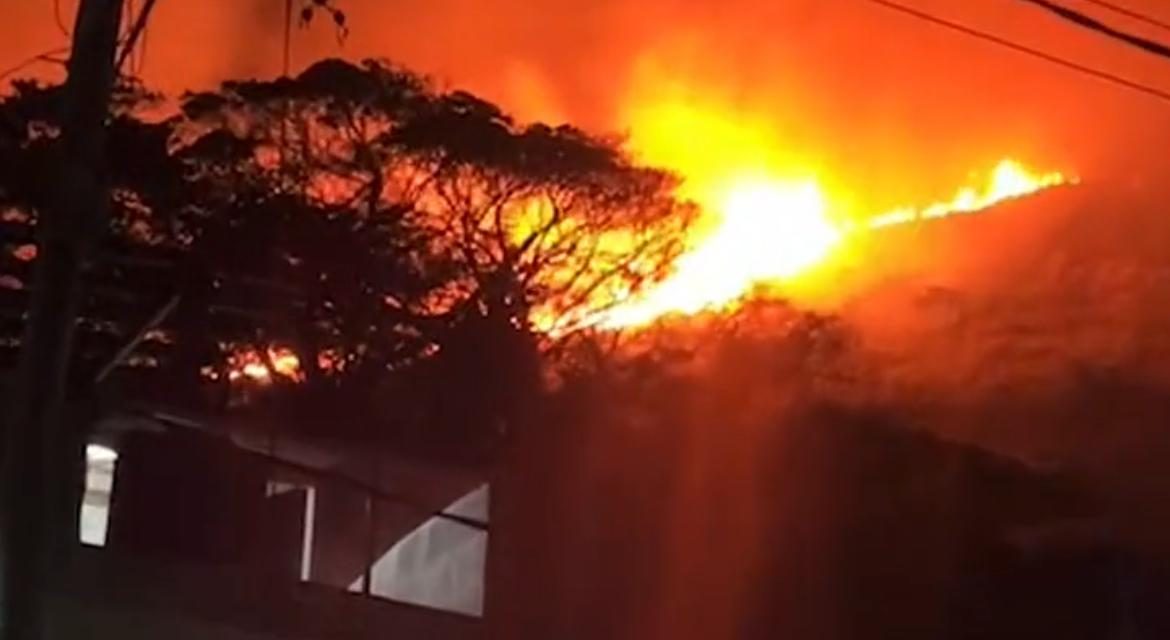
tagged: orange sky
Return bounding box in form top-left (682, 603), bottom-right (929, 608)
top-left (5, 0), bottom-right (1170, 198)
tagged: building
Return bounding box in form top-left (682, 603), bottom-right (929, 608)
top-left (1, 218), bottom-right (493, 639)
top-left (70, 406), bottom-right (489, 640)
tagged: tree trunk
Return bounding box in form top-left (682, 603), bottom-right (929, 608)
top-left (0, 2), bottom-right (124, 639)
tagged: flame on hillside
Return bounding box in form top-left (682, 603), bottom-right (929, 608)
top-left (865, 160), bottom-right (1071, 230)
top-left (574, 97), bottom-right (1076, 330)
top-left (591, 158), bottom-right (1073, 329)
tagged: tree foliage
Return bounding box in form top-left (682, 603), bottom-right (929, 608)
top-left (181, 58), bottom-right (693, 333)
top-left (0, 59), bottom-right (694, 450)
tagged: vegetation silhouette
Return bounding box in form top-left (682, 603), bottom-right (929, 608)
top-left (1, 58), bottom-right (691, 459)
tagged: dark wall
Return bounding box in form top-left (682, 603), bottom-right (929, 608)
top-left (54, 545), bottom-right (483, 640)
top-left (107, 429), bottom-right (270, 568)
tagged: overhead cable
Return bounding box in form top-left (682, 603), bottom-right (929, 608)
top-left (863, 0), bottom-right (1170, 104)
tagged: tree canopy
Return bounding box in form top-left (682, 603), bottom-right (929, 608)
top-left (0, 58), bottom-right (694, 452)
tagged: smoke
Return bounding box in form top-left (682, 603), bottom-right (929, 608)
top-left (12, 1), bottom-right (1170, 372)
top-left (7, 0), bottom-right (1170, 195)
top-left (308, 0), bottom-right (1170, 198)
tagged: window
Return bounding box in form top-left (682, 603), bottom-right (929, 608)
top-left (267, 481), bottom-right (318, 582)
top-left (80, 444), bottom-right (118, 547)
top-left (352, 484), bottom-right (489, 616)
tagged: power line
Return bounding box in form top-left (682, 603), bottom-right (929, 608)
top-left (1018, 0), bottom-right (1170, 61)
top-left (862, 0), bottom-right (1170, 104)
top-left (1082, 0), bottom-right (1170, 33)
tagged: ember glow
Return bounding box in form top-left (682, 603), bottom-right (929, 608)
top-left (225, 347), bottom-right (303, 383)
top-left (579, 98), bottom-right (1075, 330)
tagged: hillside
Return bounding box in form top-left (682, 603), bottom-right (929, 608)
top-left (829, 181), bottom-right (1170, 562)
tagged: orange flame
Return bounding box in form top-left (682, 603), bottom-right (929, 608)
top-left (596, 178), bottom-right (842, 328)
top-left (591, 159), bottom-right (1072, 329)
top-left (572, 96), bottom-right (1074, 330)
top-left (225, 347), bottom-right (303, 383)
top-left (865, 160), bottom-right (1071, 229)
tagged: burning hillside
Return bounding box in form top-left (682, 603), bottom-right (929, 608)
top-left (583, 150), bottom-right (1074, 330)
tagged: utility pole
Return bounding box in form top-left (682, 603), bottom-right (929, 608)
top-left (1, 1), bottom-right (124, 639)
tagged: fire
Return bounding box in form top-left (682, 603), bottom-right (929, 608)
top-left (866, 160), bottom-right (1071, 229)
top-left (225, 347), bottom-right (303, 383)
top-left (268, 349), bottom-right (303, 379)
top-left (597, 178), bottom-right (841, 328)
top-left (580, 97), bottom-right (1074, 330)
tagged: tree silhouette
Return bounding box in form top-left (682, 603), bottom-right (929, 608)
top-left (181, 59), bottom-right (693, 333)
top-left (1, 58), bottom-right (695, 455)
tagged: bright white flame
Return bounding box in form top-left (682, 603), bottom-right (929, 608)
top-left (867, 160), bottom-right (1071, 229)
top-left (587, 159), bottom-right (1072, 330)
top-left (598, 179), bottom-right (839, 328)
